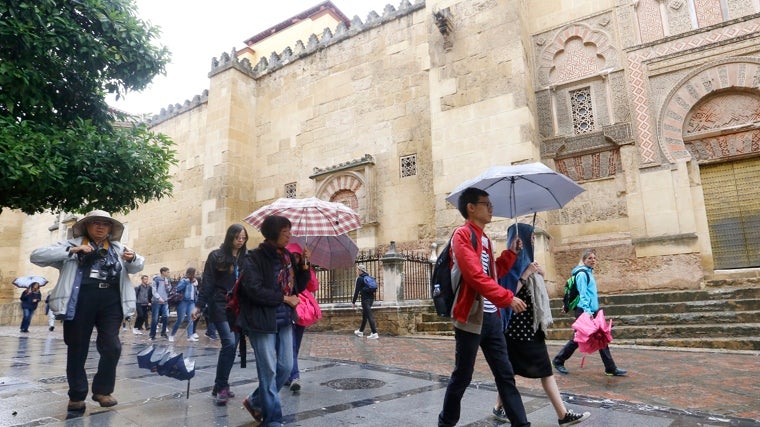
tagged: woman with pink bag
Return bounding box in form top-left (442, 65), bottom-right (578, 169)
top-left (285, 242), bottom-right (321, 393)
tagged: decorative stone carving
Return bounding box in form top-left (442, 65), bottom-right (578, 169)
top-left (541, 123), bottom-right (634, 180)
top-left (657, 59), bottom-right (760, 162)
top-left (534, 21), bottom-right (618, 89)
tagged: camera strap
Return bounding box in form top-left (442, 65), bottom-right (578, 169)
top-left (81, 236), bottom-right (110, 253)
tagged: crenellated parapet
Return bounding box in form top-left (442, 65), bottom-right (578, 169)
top-left (148, 89), bottom-right (209, 126)
top-left (208, 0), bottom-right (423, 80)
top-left (150, 1), bottom-right (423, 126)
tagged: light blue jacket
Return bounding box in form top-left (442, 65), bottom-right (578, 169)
top-left (30, 237), bottom-right (144, 319)
top-left (572, 264), bottom-right (599, 314)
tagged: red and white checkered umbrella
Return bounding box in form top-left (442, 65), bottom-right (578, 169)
top-left (243, 197), bottom-right (361, 236)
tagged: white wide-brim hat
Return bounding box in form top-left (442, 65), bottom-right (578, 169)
top-left (72, 210), bottom-right (125, 241)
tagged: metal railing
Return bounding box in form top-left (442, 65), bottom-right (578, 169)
top-left (312, 248), bottom-right (433, 303)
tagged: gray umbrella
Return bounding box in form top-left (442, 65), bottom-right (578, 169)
top-left (445, 162), bottom-right (585, 218)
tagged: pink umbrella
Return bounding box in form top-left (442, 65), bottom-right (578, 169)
top-left (289, 235), bottom-right (358, 270)
top-left (572, 309), bottom-right (613, 366)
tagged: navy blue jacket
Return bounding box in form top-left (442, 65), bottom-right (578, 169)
top-left (20, 290), bottom-right (42, 310)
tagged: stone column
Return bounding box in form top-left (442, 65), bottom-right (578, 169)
top-left (381, 241), bottom-right (405, 303)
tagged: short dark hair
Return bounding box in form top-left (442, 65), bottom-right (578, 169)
top-left (185, 267), bottom-right (196, 276)
top-left (160, 267), bottom-right (169, 274)
top-left (457, 187), bottom-right (489, 219)
top-left (260, 215), bottom-right (292, 241)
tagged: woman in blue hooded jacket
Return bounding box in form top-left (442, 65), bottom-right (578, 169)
top-left (492, 224), bottom-right (590, 426)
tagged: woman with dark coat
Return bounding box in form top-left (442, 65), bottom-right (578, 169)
top-left (19, 282), bottom-right (42, 332)
top-left (192, 224), bottom-right (248, 406)
top-left (240, 215), bottom-right (309, 426)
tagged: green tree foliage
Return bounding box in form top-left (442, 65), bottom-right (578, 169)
top-left (0, 0), bottom-right (176, 214)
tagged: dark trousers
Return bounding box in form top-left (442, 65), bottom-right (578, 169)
top-left (554, 307), bottom-right (617, 372)
top-left (134, 304), bottom-right (150, 330)
top-left (439, 312), bottom-right (530, 427)
top-left (358, 296), bottom-right (377, 333)
top-left (63, 285), bottom-right (123, 401)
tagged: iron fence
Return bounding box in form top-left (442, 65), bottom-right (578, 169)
top-left (312, 249), bottom-right (433, 303)
top-left (313, 249), bottom-right (382, 303)
top-left (402, 251), bottom-right (432, 300)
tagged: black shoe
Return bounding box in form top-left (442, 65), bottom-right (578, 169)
top-left (161, 334), bottom-right (168, 338)
top-left (558, 410), bottom-right (591, 425)
top-left (605, 368), bottom-right (627, 376)
top-left (49, 326), bottom-right (54, 331)
top-left (552, 360), bottom-right (569, 375)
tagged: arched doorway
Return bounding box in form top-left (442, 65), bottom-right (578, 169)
top-left (684, 90), bottom-right (760, 269)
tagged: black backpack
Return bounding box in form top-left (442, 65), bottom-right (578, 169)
top-left (431, 226), bottom-right (477, 317)
top-left (561, 270), bottom-right (588, 313)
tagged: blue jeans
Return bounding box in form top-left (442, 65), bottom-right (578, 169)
top-left (438, 312), bottom-right (530, 427)
top-left (171, 301), bottom-right (195, 337)
top-left (212, 320), bottom-right (239, 392)
top-left (20, 307), bottom-right (35, 331)
top-left (289, 324), bottom-right (306, 381)
top-left (150, 303), bottom-right (169, 338)
top-left (247, 324), bottom-right (293, 427)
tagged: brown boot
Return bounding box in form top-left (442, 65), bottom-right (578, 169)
top-left (92, 394), bottom-right (118, 407)
top-left (67, 400), bottom-right (86, 412)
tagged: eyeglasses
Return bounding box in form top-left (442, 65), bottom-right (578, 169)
top-left (89, 220), bottom-right (112, 227)
top-left (473, 201), bottom-right (493, 209)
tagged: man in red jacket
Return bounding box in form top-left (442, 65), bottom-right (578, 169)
top-left (438, 187), bottom-right (530, 427)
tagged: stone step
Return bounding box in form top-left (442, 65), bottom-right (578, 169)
top-left (545, 322), bottom-right (760, 340)
top-left (611, 337), bottom-right (760, 351)
top-left (550, 309), bottom-right (760, 328)
top-left (597, 286), bottom-right (760, 305)
top-left (416, 321), bottom-right (454, 333)
top-left (545, 286), bottom-right (760, 308)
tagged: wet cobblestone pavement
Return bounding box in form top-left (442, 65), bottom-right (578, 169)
top-left (0, 326), bottom-right (758, 426)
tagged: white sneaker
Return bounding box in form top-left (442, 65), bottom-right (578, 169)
top-left (191, 333), bottom-right (199, 339)
top-left (187, 336), bottom-right (199, 342)
top-left (367, 333), bottom-right (379, 339)
top-left (353, 330), bottom-right (363, 337)
top-left (132, 328), bottom-right (143, 335)
top-left (168, 335), bottom-right (175, 342)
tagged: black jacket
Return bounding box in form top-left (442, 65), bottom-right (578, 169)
top-left (238, 242), bottom-right (309, 334)
top-left (198, 248), bottom-right (244, 323)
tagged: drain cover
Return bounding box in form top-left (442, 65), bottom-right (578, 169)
top-left (322, 378), bottom-right (385, 390)
top-left (39, 375), bottom-right (68, 384)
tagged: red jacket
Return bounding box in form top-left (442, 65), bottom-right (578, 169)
top-left (451, 221), bottom-right (517, 331)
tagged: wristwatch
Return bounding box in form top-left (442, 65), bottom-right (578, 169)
top-left (519, 278), bottom-right (528, 285)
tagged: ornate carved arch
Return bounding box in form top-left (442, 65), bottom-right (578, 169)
top-left (315, 171), bottom-right (373, 224)
top-left (536, 23), bottom-right (618, 87)
top-left (657, 58), bottom-right (760, 162)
